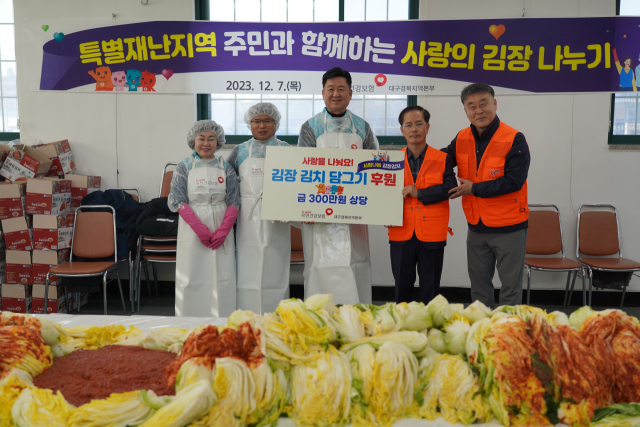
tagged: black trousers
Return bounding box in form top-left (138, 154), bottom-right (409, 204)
top-left (390, 233), bottom-right (444, 304)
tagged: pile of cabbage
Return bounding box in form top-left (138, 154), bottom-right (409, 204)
top-left (1, 296), bottom-right (640, 427)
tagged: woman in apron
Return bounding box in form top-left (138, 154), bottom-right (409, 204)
top-left (168, 120), bottom-right (240, 317)
top-left (227, 102), bottom-right (292, 314)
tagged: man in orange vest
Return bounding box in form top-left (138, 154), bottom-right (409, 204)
top-left (387, 106), bottom-right (456, 304)
top-left (447, 83), bottom-right (530, 308)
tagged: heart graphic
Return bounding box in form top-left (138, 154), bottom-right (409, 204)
top-left (41, 25), bottom-right (49, 32)
top-left (325, 208), bottom-right (333, 216)
top-left (489, 25), bottom-right (505, 40)
top-left (162, 69), bottom-right (173, 80)
top-left (53, 32), bottom-right (65, 43)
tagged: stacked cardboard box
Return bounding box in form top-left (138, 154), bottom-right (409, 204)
top-left (0, 140), bottom-right (81, 313)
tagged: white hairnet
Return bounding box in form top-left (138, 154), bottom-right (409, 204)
top-left (243, 102), bottom-right (281, 131)
top-left (187, 120), bottom-right (226, 149)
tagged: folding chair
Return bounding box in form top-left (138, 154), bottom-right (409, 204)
top-left (524, 205), bottom-right (585, 307)
top-left (577, 204), bottom-right (640, 307)
top-left (290, 225), bottom-right (304, 266)
top-left (44, 205), bottom-right (127, 315)
top-left (106, 187), bottom-right (141, 313)
top-left (134, 163), bottom-right (178, 311)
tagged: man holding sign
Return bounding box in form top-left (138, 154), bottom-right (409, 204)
top-left (388, 106), bottom-right (456, 304)
top-left (297, 67), bottom-right (379, 305)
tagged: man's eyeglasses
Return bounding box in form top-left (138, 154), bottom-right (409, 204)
top-left (402, 122), bottom-right (426, 130)
top-left (251, 118), bottom-right (275, 125)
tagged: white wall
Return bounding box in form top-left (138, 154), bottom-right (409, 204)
top-left (16, 0), bottom-right (638, 293)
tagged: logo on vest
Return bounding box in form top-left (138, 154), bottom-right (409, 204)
top-left (490, 169), bottom-right (501, 177)
top-left (351, 144), bottom-right (358, 149)
top-left (218, 177), bottom-right (224, 184)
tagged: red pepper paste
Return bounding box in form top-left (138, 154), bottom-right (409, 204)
top-left (33, 345), bottom-right (176, 406)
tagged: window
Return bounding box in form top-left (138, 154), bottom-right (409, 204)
top-left (608, 0), bottom-right (640, 145)
top-left (0, 0), bottom-right (18, 139)
top-left (205, 0), bottom-right (414, 144)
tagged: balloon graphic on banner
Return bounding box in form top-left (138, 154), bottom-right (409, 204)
top-left (489, 24), bottom-right (505, 40)
top-left (53, 32), bottom-right (65, 43)
top-left (41, 25), bottom-right (49, 32)
top-left (162, 69), bottom-right (174, 80)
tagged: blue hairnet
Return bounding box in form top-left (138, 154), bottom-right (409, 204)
top-left (187, 120), bottom-right (226, 149)
top-left (243, 102), bottom-right (281, 131)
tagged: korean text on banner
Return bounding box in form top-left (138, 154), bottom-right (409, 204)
top-left (261, 146), bottom-right (404, 226)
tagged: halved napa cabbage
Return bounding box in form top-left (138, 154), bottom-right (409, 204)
top-left (443, 318), bottom-right (471, 355)
top-left (11, 387), bottom-right (74, 427)
top-left (139, 379), bottom-right (216, 427)
top-left (417, 353), bottom-right (491, 425)
top-left (275, 298), bottom-right (334, 347)
top-left (461, 301), bottom-right (491, 324)
top-left (570, 306), bottom-right (595, 329)
top-left (340, 331), bottom-right (429, 358)
top-left (304, 294), bottom-right (338, 317)
top-left (592, 403), bottom-right (640, 427)
top-left (227, 310), bottom-right (255, 329)
top-left (427, 295), bottom-right (455, 329)
top-left (0, 312), bottom-right (71, 357)
top-left (427, 328), bottom-right (446, 354)
top-left (491, 305), bottom-right (549, 323)
top-left (368, 341), bottom-right (418, 426)
top-left (332, 304), bottom-right (368, 344)
top-left (290, 348), bottom-right (351, 427)
top-left (63, 324), bottom-right (143, 350)
top-left (345, 344), bottom-right (376, 426)
top-left (399, 301), bottom-right (433, 331)
top-left (0, 369), bottom-right (33, 427)
top-left (0, 325), bottom-right (52, 377)
top-left (68, 389), bottom-right (171, 427)
top-left (191, 357), bottom-right (256, 427)
top-left (175, 357), bottom-right (214, 392)
top-left (548, 310), bottom-right (571, 327)
top-left (247, 359), bottom-right (290, 427)
top-left (117, 327), bottom-right (189, 352)
top-left (359, 303), bottom-right (404, 336)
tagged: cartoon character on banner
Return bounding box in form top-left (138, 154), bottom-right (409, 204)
top-left (315, 183), bottom-right (325, 194)
top-left (140, 70), bottom-right (157, 92)
top-left (337, 186), bottom-right (344, 195)
top-left (331, 185), bottom-right (338, 194)
top-left (324, 185), bottom-right (332, 195)
top-left (111, 71), bottom-right (126, 91)
top-left (88, 66), bottom-right (113, 91)
top-left (126, 70), bottom-right (142, 92)
top-left (612, 47), bottom-right (637, 91)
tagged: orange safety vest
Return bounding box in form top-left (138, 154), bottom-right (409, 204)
top-left (455, 122), bottom-right (529, 227)
top-left (389, 146), bottom-right (450, 242)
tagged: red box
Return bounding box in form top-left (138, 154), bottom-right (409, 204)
top-left (5, 250), bottom-right (31, 285)
top-left (66, 174), bottom-right (101, 207)
top-left (1, 284), bottom-right (32, 314)
top-left (0, 145), bottom-right (52, 182)
top-left (32, 249), bottom-right (69, 285)
top-left (34, 140), bottom-right (76, 177)
top-left (0, 183), bottom-right (25, 219)
top-left (25, 178), bottom-right (72, 215)
top-left (32, 284), bottom-right (67, 314)
top-left (32, 215), bottom-right (73, 250)
top-left (1, 217), bottom-right (32, 251)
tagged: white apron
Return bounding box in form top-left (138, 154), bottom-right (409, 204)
top-left (236, 145), bottom-right (291, 314)
top-left (302, 111), bottom-right (373, 305)
top-left (175, 155), bottom-right (236, 317)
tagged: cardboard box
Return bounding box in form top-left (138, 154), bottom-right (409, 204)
top-left (0, 244), bottom-right (6, 283)
top-left (32, 284), bottom-right (68, 314)
top-left (32, 249), bottom-right (69, 285)
top-left (32, 214), bottom-right (73, 250)
top-left (66, 174), bottom-right (101, 207)
top-left (0, 183), bottom-right (25, 219)
top-left (0, 145), bottom-right (53, 182)
top-left (1, 217), bottom-right (32, 251)
top-left (1, 284), bottom-right (32, 313)
top-left (0, 144), bottom-right (12, 169)
top-left (5, 250), bottom-right (31, 285)
top-left (25, 178), bottom-right (72, 215)
top-left (34, 140), bottom-right (76, 177)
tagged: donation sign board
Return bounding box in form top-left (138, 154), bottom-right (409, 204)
top-left (262, 147), bottom-right (404, 226)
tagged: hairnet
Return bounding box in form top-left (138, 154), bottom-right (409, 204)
top-left (187, 120), bottom-right (226, 149)
top-left (243, 102), bottom-right (281, 131)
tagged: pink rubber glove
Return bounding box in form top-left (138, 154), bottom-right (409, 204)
top-left (209, 206), bottom-right (239, 250)
top-left (179, 204), bottom-right (212, 247)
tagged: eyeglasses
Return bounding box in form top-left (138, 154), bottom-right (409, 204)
top-left (251, 118), bottom-right (275, 125)
top-left (402, 122), bottom-right (426, 130)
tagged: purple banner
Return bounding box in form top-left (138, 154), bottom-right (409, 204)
top-left (36, 17), bottom-right (640, 93)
